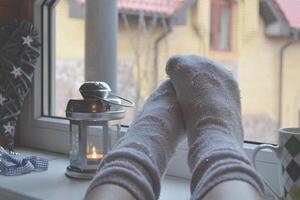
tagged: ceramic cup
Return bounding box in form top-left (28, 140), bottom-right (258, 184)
top-left (252, 127), bottom-right (300, 200)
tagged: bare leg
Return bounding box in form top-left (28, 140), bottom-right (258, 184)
top-left (85, 184), bottom-right (135, 200)
top-left (85, 178), bottom-right (263, 200)
top-left (202, 181), bottom-right (263, 200)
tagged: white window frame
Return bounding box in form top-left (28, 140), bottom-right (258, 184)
top-left (20, 0), bottom-right (70, 153)
top-left (19, 1), bottom-right (279, 198)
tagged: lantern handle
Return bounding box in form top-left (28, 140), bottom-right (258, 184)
top-left (109, 93), bottom-right (135, 107)
top-left (88, 93), bottom-right (135, 108)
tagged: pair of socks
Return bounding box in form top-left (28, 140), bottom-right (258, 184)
top-left (85, 55), bottom-right (264, 200)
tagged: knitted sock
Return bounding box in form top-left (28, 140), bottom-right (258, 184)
top-left (85, 80), bottom-right (184, 200)
top-left (166, 55), bottom-right (265, 200)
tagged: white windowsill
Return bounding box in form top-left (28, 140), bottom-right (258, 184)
top-left (0, 148), bottom-right (190, 200)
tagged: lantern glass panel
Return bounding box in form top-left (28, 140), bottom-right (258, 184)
top-left (70, 123), bottom-right (80, 167)
top-left (68, 120), bottom-right (124, 172)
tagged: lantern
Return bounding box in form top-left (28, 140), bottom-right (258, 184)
top-left (65, 82), bottom-right (133, 179)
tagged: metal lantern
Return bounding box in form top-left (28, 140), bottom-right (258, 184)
top-left (65, 81), bottom-right (133, 179)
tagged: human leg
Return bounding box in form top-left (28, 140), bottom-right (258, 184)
top-left (85, 80), bottom-right (184, 200)
top-left (202, 180), bottom-right (263, 200)
top-left (166, 55), bottom-right (264, 200)
top-left (85, 184), bottom-right (135, 200)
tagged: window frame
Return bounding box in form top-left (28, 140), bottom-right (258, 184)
top-left (210, 0), bottom-right (233, 51)
top-left (20, 0), bottom-right (70, 153)
top-left (19, 1), bottom-right (279, 197)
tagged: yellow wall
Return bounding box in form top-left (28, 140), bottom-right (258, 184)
top-left (55, 0), bottom-right (300, 143)
top-left (55, 1), bottom-right (85, 59)
top-left (281, 43), bottom-right (300, 127)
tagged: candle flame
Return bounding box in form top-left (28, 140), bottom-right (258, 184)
top-left (92, 146), bottom-right (97, 159)
top-left (87, 145), bottom-right (103, 160)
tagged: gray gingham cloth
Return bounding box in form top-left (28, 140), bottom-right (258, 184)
top-left (0, 147), bottom-right (48, 176)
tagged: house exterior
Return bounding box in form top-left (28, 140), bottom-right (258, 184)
top-left (55, 0), bottom-right (300, 144)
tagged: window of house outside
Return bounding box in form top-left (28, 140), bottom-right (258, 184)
top-left (210, 0), bottom-right (232, 51)
top-left (43, 0), bottom-right (300, 145)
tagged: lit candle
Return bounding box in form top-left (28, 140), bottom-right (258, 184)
top-left (87, 146), bottom-right (103, 160)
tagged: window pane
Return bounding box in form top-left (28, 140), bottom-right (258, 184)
top-left (47, 0), bottom-right (300, 145)
top-left (54, 1), bottom-right (85, 117)
top-left (210, 2), bottom-right (216, 49)
top-left (218, 6), bottom-right (230, 50)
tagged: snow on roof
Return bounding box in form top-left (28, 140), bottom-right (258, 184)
top-left (76, 0), bottom-right (186, 17)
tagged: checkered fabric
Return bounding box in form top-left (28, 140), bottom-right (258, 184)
top-left (0, 147), bottom-right (48, 176)
top-left (280, 134), bottom-right (300, 200)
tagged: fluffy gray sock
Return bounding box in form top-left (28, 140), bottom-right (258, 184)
top-left (85, 80), bottom-right (184, 200)
top-left (166, 55), bottom-right (265, 200)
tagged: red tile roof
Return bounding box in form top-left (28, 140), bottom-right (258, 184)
top-left (274, 0), bottom-right (300, 30)
top-left (76, 0), bottom-right (186, 17)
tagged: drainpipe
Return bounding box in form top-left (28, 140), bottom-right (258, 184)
top-left (153, 0), bottom-right (196, 87)
top-left (153, 21), bottom-right (173, 87)
top-left (278, 32), bottom-right (300, 128)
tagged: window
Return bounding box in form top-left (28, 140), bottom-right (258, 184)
top-left (20, 2), bottom-right (297, 197)
top-left (22, 0), bottom-right (300, 147)
top-left (52, 0), bottom-right (85, 117)
top-left (210, 0), bottom-right (232, 51)
top-left (22, 0), bottom-right (300, 145)
top-left (20, 2), bottom-right (299, 194)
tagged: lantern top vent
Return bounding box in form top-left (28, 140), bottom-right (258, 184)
top-left (79, 81), bottom-right (111, 99)
top-left (66, 81), bottom-right (134, 121)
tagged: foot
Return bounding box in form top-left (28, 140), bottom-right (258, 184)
top-left (86, 80), bottom-right (184, 200)
top-left (166, 55), bottom-right (243, 146)
top-left (118, 79), bottom-right (185, 163)
top-left (166, 55), bottom-right (264, 200)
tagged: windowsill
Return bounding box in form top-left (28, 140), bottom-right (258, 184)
top-left (0, 147), bottom-right (190, 200)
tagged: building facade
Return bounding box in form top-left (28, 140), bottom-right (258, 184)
top-left (54, 0), bottom-right (300, 144)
